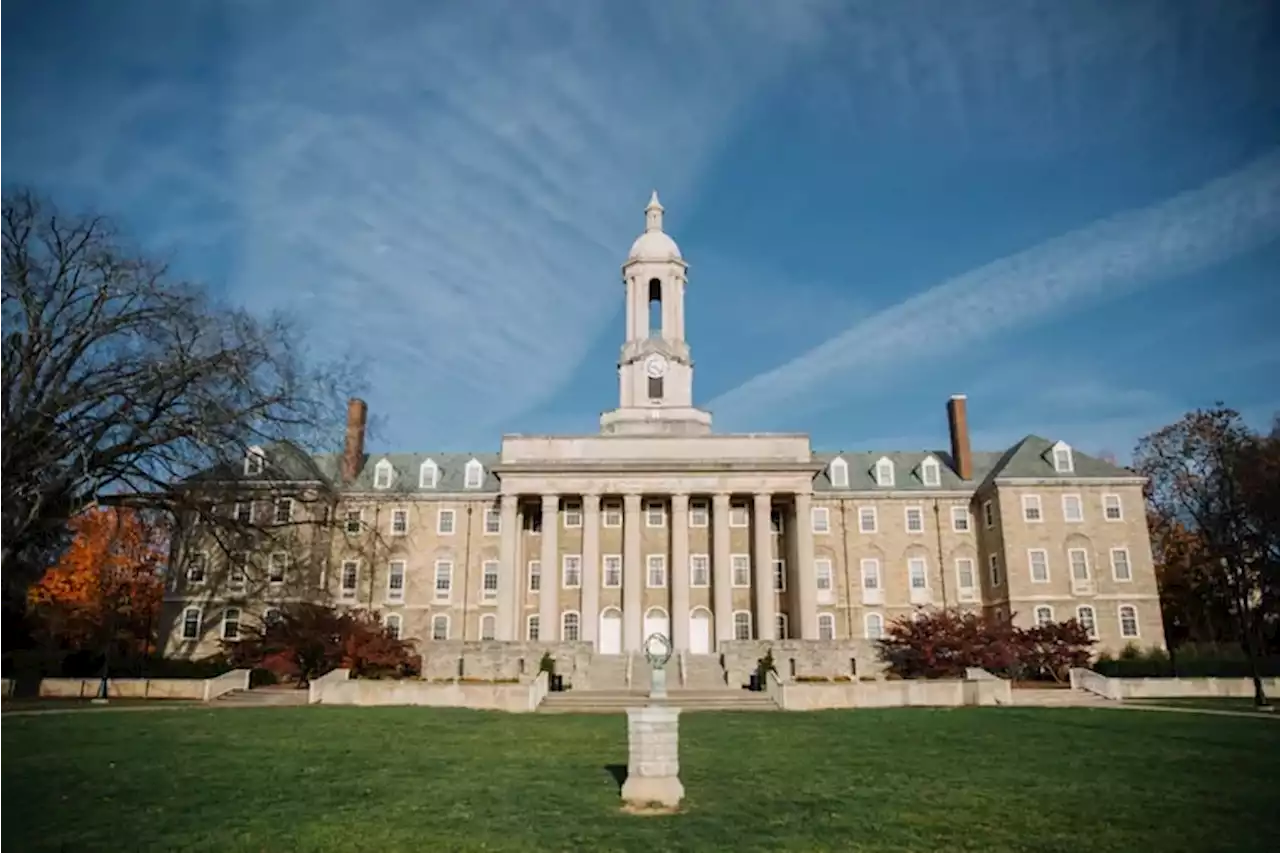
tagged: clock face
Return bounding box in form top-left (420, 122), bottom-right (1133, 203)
top-left (645, 354), bottom-right (668, 378)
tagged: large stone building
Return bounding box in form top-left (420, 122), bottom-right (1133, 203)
top-left (162, 193), bottom-right (1165, 676)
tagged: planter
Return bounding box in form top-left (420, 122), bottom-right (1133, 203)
top-left (550, 674), bottom-right (564, 692)
top-left (748, 673), bottom-right (762, 692)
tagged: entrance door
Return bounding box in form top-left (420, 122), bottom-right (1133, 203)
top-left (643, 607), bottom-right (670, 643)
top-left (598, 608), bottom-right (623, 655)
top-left (689, 609), bottom-right (712, 654)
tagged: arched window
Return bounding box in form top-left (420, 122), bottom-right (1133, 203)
top-left (562, 611), bottom-right (581, 642)
top-left (480, 614), bottom-right (497, 641)
top-left (828, 456), bottom-right (849, 488)
top-left (373, 458), bottom-right (394, 490)
top-left (431, 614), bottom-right (450, 641)
top-left (818, 613), bottom-right (836, 640)
top-left (648, 277), bottom-right (662, 338)
top-left (464, 458), bottom-right (484, 489)
top-left (526, 614), bottom-right (540, 642)
top-left (865, 612), bottom-right (884, 640)
top-left (419, 458), bottom-right (439, 489)
top-left (384, 613), bottom-right (402, 640)
top-left (733, 611), bottom-right (752, 640)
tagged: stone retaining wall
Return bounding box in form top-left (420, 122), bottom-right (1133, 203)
top-left (768, 668), bottom-right (1011, 710)
top-left (1071, 668), bottom-right (1280, 701)
top-left (417, 641), bottom-right (595, 684)
top-left (720, 639), bottom-right (872, 687)
top-left (309, 668), bottom-right (548, 712)
top-left (33, 669), bottom-right (250, 701)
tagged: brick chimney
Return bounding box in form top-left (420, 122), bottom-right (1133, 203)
top-left (947, 394), bottom-right (973, 481)
top-left (342, 398), bottom-right (368, 483)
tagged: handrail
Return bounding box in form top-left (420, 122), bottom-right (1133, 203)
top-left (625, 653), bottom-right (634, 690)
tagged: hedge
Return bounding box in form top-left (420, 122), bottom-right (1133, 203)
top-left (1092, 643), bottom-right (1280, 679)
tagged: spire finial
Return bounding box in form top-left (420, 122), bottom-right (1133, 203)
top-left (645, 190), bottom-right (664, 232)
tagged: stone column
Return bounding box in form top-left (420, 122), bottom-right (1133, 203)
top-left (581, 492), bottom-right (601, 647)
top-left (539, 494), bottom-right (560, 643)
top-left (623, 493), bottom-right (643, 652)
top-left (793, 492), bottom-right (818, 639)
top-left (753, 492), bottom-right (776, 641)
top-left (496, 494), bottom-right (519, 640)
top-left (670, 493), bottom-right (690, 651)
top-left (712, 492), bottom-right (733, 645)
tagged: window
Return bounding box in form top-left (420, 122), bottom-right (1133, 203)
top-left (1062, 494), bottom-right (1084, 523)
top-left (228, 556), bottom-right (247, 592)
top-left (482, 561), bottom-right (499, 600)
top-left (181, 607), bottom-right (201, 640)
top-left (731, 554), bottom-right (751, 587)
top-left (689, 500), bottom-right (709, 527)
top-left (222, 607), bottom-right (242, 640)
top-left (563, 501), bottom-right (582, 528)
top-left (344, 509), bottom-right (362, 534)
top-left (861, 559), bottom-right (881, 591)
top-left (865, 613), bottom-right (884, 640)
top-left (773, 559), bottom-right (786, 592)
top-left (187, 553), bottom-right (207, 585)
top-left (829, 457), bottom-right (849, 488)
top-left (776, 614), bottom-right (789, 640)
top-left (244, 448), bottom-right (265, 476)
top-left (603, 502), bottom-right (623, 528)
top-left (434, 560), bottom-right (453, 602)
top-left (528, 560), bottom-right (541, 592)
top-left (1069, 549), bottom-right (1090, 582)
top-left (386, 560), bottom-right (406, 601)
top-left (646, 555), bottom-right (666, 588)
top-left (374, 460), bottom-right (394, 490)
top-left (921, 457), bottom-right (941, 487)
top-left (1077, 605), bottom-right (1097, 639)
top-left (464, 459), bottom-right (484, 489)
top-left (603, 555), bottom-right (623, 588)
top-left (874, 457), bottom-right (895, 487)
top-left (274, 498), bottom-right (293, 524)
top-left (562, 611), bottom-right (580, 642)
top-left (982, 500), bottom-right (994, 529)
top-left (563, 555), bottom-right (583, 589)
top-left (432, 614), bottom-right (450, 640)
top-left (811, 507), bottom-right (830, 533)
top-left (729, 503), bottom-right (749, 527)
top-left (905, 506), bottom-right (924, 533)
top-left (1111, 548), bottom-right (1132, 581)
top-left (391, 508), bottom-right (409, 536)
top-left (951, 506), bottom-right (970, 532)
top-left (1022, 495), bottom-right (1042, 522)
top-left (645, 501), bottom-right (665, 528)
top-left (235, 502), bottom-right (253, 524)
top-left (689, 555), bottom-right (709, 587)
top-left (1028, 549), bottom-right (1049, 583)
top-left (419, 459), bottom-right (439, 489)
top-left (480, 614), bottom-right (496, 641)
top-left (815, 559), bottom-right (834, 594)
top-left (437, 508), bottom-right (456, 535)
top-left (1118, 604), bottom-right (1139, 638)
top-left (268, 552), bottom-right (287, 585)
top-left (484, 507), bottom-right (501, 535)
top-left (1103, 494), bottom-right (1123, 521)
top-left (526, 615), bottom-right (540, 642)
top-left (818, 613), bottom-right (836, 640)
top-left (956, 558), bottom-right (975, 594)
top-left (1052, 442), bottom-right (1074, 473)
top-left (988, 553), bottom-right (1001, 587)
top-left (733, 611), bottom-right (753, 640)
top-left (264, 608), bottom-right (282, 629)
top-left (380, 613), bottom-right (402, 640)
top-left (1034, 606), bottom-right (1054, 627)
top-left (525, 508), bottom-right (543, 534)
top-left (858, 506), bottom-right (877, 533)
top-left (339, 560), bottom-right (359, 600)
top-left (908, 557), bottom-right (928, 590)
top-left (648, 376), bottom-right (663, 401)
top-left (769, 508), bottom-right (784, 535)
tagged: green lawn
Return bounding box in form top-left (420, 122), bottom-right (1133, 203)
top-left (1129, 696), bottom-right (1277, 713)
top-left (4, 706), bottom-right (1278, 853)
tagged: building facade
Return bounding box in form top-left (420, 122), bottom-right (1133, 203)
top-left (162, 194), bottom-right (1166, 665)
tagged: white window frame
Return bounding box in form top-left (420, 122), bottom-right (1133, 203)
top-left (384, 613), bottom-right (403, 640)
top-left (865, 612), bottom-right (884, 640)
top-left (811, 506), bottom-right (830, 533)
top-left (815, 559), bottom-right (834, 602)
top-left (776, 613), bottom-right (790, 640)
top-left (688, 554), bottom-right (709, 588)
top-left (1068, 548), bottom-right (1091, 590)
top-left (689, 500), bottom-right (709, 528)
top-left (603, 502), bottom-right (623, 528)
top-left (437, 508), bottom-right (456, 535)
top-left (730, 554), bottom-right (751, 587)
top-left (482, 560), bottom-right (499, 600)
top-left (432, 614), bottom-right (450, 641)
top-left (563, 501), bottom-right (583, 529)
top-left (562, 554), bottom-right (583, 589)
top-left (982, 500), bottom-right (994, 529)
top-left (828, 456), bottom-right (849, 488)
top-left (234, 502), bottom-right (253, 525)
top-left (186, 552), bottom-right (208, 585)
top-left (1022, 494), bottom-right (1043, 522)
top-left (920, 457), bottom-right (941, 487)
top-left (484, 506), bottom-right (501, 535)
top-left (908, 557), bottom-right (929, 598)
top-left (244, 447), bottom-right (265, 476)
top-left (1062, 493), bottom-right (1084, 523)
top-left (373, 459), bottom-right (394, 490)
top-left (527, 559), bottom-right (541, 592)
top-left (817, 612), bottom-right (836, 640)
top-left (951, 506), bottom-right (970, 532)
top-left (221, 607), bottom-right (242, 641)
top-left (344, 508), bottom-right (363, 534)
top-left (603, 555), bottom-right (623, 588)
top-left (955, 558), bottom-right (976, 600)
top-left (1051, 441), bottom-right (1074, 473)
top-left (645, 501), bottom-right (666, 528)
top-left (1028, 548), bottom-right (1050, 584)
top-left (988, 553), bottom-right (1001, 587)
top-left (1077, 605), bottom-right (1098, 639)
top-left (728, 503), bottom-right (749, 528)
top-left (181, 606), bottom-right (202, 640)
top-left (434, 560), bottom-right (453, 602)
top-left (479, 613), bottom-right (496, 641)
top-left (464, 459), bottom-right (484, 489)
top-left (228, 555), bottom-right (247, 592)
top-left (905, 506), bottom-right (925, 534)
top-left (274, 498), bottom-right (293, 524)
top-left (267, 551), bottom-right (288, 585)
top-left (1103, 493), bottom-right (1124, 522)
top-left (387, 560), bottom-right (406, 602)
top-left (861, 558), bottom-right (881, 592)
top-left (1111, 547), bottom-right (1133, 582)
top-left (340, 559), bottom-right (359, 601)
top-left (1118, 604), bottom-right (1140, 638)
top-left (526, 614), bottom-right (540, 642)
top-left (646, 554), bottom-right (667, 588)
top-left (772, 558), bottom-right (786, 592)
top-left (874, 456), bottom-right (895, 487)
top-left (561, 610), bottom-right (581, 642)
top-left (390, 508), bottom-right (409, 536)
top-left (1034, 605), bottom-right (1054, 627)
top-left (732, 610), bottom-right (753, 641)
top-left (419, 459), bottom-right (439, 489)
top-left (858, 506), bottom-right (877, 534)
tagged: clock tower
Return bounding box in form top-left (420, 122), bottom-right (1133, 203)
top-left (600, 192), bottom-right (713, 436)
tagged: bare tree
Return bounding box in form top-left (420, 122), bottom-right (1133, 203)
top-left (1, 189), bottom-right (363, 613)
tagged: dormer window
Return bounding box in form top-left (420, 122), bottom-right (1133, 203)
top-left (419, 459), bottom-right (439, 489)
top-left (874, 457), bottom-right (895, 488)
top-left (373, 459), bottom-right (394, 490)
top-left (464, 458), bottom-right (484, 489)
top-left (828, 457), bottom-right (849, 488)
top-left (920, 456), bottom-right (941, 487)
top-left (244, 446), bottom-right (265, 476)
top-left (1050, 441), bottom-right (1074, 474)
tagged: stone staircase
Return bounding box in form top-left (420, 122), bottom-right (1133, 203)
top-left (1009, 687), bottom-right (1115, 708)
top-left (682, 654), bottom-right (729, 689)
top-left (213, 685), bottom-right (310, 707)
top-left (585, 655), bottom-right (629, 690)
top-left (537, 687), bottom-right (779, 714)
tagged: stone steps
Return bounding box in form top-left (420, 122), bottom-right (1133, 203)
top-left (213, 686), bottom-right (310, 707)
top-left (681, 654), bottom-right (728, 689)
top-left (1009, 688), bottom-right (1113, 707)
top-left (538, 688), bottom-right (778, 714)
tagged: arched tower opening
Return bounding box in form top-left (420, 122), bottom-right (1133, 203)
top-left (648, 277), bottom-right (662, 338)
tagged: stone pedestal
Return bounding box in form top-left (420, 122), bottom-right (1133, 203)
top-left (650, 667), bottom-right (668, 699)
top-left (621, 706), bottom-right (684, 808)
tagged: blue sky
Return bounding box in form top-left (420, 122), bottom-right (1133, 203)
top-left (5, 0), bottom-right (1279, 460)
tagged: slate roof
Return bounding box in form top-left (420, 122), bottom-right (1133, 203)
top-left (311, 452), bottom-right (502, 493)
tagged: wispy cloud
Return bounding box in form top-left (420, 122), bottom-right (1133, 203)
top-left (708, 149), bottom-right (1280, 428)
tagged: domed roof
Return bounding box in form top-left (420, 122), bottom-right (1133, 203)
top-left (626, 191), bottom-right (683, 263)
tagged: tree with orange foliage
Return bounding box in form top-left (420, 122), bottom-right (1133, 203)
top-left (27, 507), bottom-right (166, 657)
